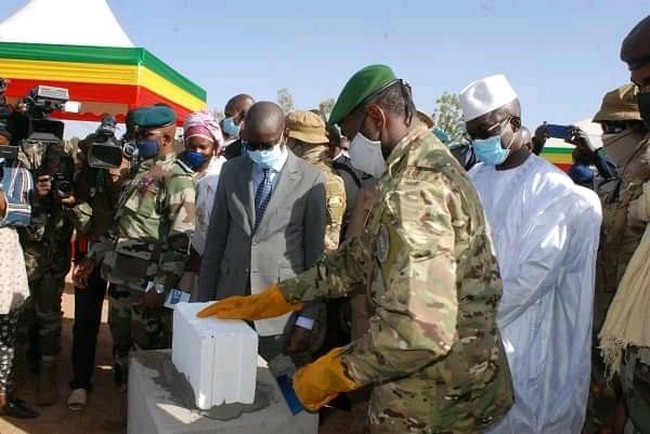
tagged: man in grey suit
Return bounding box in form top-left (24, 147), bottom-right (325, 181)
top-left (196, 102), bottom-right (327, 368)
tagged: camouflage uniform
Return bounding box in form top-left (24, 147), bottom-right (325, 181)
top-left (281, 128), bottom-right (514, 433)
top-left (597, 133), bottom-right (650, 433)
top-left (312, 160), bottom-right (346, 251)
top-left (16, 142), bottom-right (74, 362)
top-left (91, 153), bottom-right (195, 385)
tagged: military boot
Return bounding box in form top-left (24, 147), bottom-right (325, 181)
top-left (36, 356), bottom-right (57, 406)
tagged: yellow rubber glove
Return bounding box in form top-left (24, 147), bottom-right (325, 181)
top-left (293, 347), bottom-right (359, 412)
top-left (196, 284), bottom-right (303, 320)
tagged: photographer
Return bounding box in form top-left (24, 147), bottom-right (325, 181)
top-left (16, 142), bottom-right (75, 407)
top-left (64, 116), bottom-right (127, 411)
top-left (0, 126), bottom-right (38, 419)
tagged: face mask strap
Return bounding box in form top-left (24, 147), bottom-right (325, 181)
top-left (399, 81), bottom-right (414, 127)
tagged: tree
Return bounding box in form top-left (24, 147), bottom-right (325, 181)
top-left (433, 92), bottom-right (469, 147)
top-left (318, 98), bottom-right (336, 118)
top-left (277, 88), bottom-right (294, 113)
top-left (212, 109), bottom-right (225, 122)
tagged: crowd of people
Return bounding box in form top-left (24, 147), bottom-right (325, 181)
top-left (0, 13), bottom-right (648, 434)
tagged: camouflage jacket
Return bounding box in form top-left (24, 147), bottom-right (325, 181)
top-left (65, 164), bottom-right (124, 242)
top-left (16, 142), bottom-right (74, 281)
top-left (281, 128), bottom-right (514, 432)
top-left (311, 160), bottom-right (346, 251)
top-left (97, 153), bottom-right (196, 292)
top-left (595, 132), bottom-right (650, 332)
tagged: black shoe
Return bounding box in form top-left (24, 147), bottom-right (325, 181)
top-left (1, 397), bottom-right (39, 419)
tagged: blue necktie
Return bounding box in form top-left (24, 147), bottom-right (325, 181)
top-left (255, 168), bottom-right (273, 228)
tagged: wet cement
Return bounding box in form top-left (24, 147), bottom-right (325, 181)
top-left (136, 350), bottom-right (272, 421)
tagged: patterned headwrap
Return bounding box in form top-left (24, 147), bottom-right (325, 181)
top-left (183, 111), bottom-right (224, 152)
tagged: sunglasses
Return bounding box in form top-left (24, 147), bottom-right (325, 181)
top-left (600, 122), bottom-right (627, 135)
top-left (243, 136), bottom-right (284, 151)
top-left (469, 117), bottom-right (511, 141)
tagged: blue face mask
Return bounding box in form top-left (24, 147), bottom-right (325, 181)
top-left (222, 117), bottom-right (241, 138)
top-left (247, 145), bottom-right (283, 169)
top-left (180, 150), bottom-right (206, 170)
top-left (136, 138), bottom-right (160, 160)
top-left (472, 135), bottom-right (510, 166)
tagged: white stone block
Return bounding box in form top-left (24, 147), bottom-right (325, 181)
top-left (172, 302), bottom-right (258, 409)
top-left (128, 351), bottom-right (318, 434)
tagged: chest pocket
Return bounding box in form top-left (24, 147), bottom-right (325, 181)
top-left (123, 180), bottom-right (164, 218)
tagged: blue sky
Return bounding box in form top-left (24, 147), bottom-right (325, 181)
top-left (0, 0), bottom-right (646, 129)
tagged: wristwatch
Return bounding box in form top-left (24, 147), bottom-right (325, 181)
top-left (153, 283), bottom-right (165, 295)
top-left (145, 281), bottom-right (165, 295)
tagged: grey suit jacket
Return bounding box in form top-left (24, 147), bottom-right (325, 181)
top-left (196, 151), bottom-right (327, 336)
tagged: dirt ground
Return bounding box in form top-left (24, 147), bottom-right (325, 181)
top-left (0, 281), bottom-right (353, 434)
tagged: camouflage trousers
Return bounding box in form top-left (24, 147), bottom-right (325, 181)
top-left (621, 347), bottom-right (650, 434)
top-left (108, 284), bottom-right (172, 387)
top-left (17, 273), bottom-right (66, 363)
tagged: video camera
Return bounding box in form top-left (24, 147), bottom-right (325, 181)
top-left (10, 85), bottom-right (81, 146)
top-left (9, 85), bottom-right (80, 202)
top-left (85, 114), bottom-right (123, 170)
top-left (22, 85), bottom-right (79, 120)
top-left (39, 146), bottom-right (75, 200)
top-left (50, 172), bottom-right (74, 199)
top-left (94, 114), bottom-right (117, 142)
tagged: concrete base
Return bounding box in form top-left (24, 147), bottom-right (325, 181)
top-left (128, 350), bottom-right (318, 434)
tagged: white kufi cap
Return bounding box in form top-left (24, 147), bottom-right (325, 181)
top-left (459, 74), bottom-right (518, 122)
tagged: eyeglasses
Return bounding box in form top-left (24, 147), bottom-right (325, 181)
top-left (468, 117), bottom-right (511, 141)
top-left (242, 136), bottom-right (283, 151)
top-left (600, 121), bottom-right (627, 135)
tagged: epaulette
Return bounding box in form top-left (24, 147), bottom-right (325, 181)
top-left (173, 158), bottom-right (194, 175)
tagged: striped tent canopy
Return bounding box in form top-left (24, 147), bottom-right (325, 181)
top-left (0, 0), bottom-right (206, 125)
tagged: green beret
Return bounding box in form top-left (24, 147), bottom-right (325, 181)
top-left (328, 64), bottom-right (398, 125)
top-left (132, 105), bottom-right (177, 130)
top-left (621, 15), bottom-right (650, 70)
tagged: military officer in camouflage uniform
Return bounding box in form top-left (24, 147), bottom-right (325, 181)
top-left (75, 106), bottom-right (196, 390)
top-left (582, 85), bottom-right (648, 433)
top-left (14, 138), bottom-right (75, 406)
top-left (592, 84), bottom-right (647, 339)
top-left (198, 65), bottom-right (514, 433)
top-left (286, 110), bottom-right (346, 252)
top-left (608, 15), bottom-right (650, 434)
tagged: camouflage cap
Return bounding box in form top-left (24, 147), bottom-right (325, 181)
top-left (620, 15), bottom-right (650, 70)
top-left (132, 105), bottom-right (177, 131)
top-left (329, 64), bottom-right (398, 126)
top-left (286, 111), bottom-right (329, 144)
top-left (592, 84), bottom-right (641, 122)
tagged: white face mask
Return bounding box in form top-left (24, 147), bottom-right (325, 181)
top-left (350, 132), bottom-right (387, 179)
